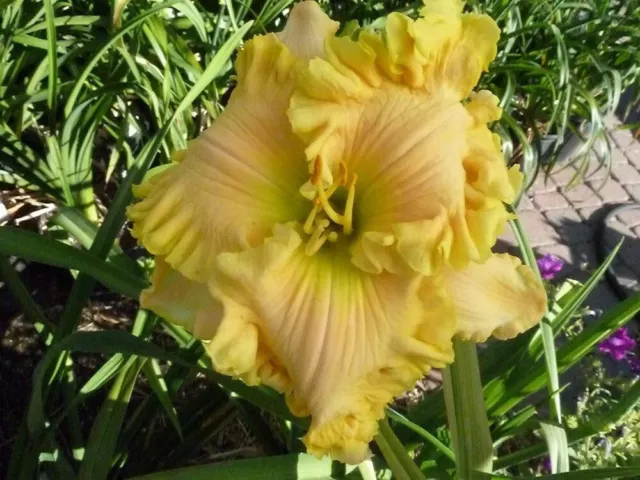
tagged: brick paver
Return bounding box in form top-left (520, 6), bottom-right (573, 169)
top-left (533, 192), bottom-right (570, 210)
top-left (611, 163), bottom-right (640, 185)
top-left (624, 184), bottom-right (640, 203)
top-left (502, 114), bottom-right (640, 313)
top-left (610, 127), bottom-right (636, 150)
top-left (591, 179), bottom-right (630, 204)
top-left (563, 184), bottom-right (603, 208)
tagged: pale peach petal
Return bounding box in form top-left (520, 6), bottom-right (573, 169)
top-left (445, 253), bottom-right (547, 342)
top-left (128, 34), bottom-right (308, 282)
top-left (288, 7), bottom-right (510, 274)
top-left (206, 223), bottom-right (454, 464)
top-left (277, 1), bottom-right (339, 60)
top-left (140, 258), bottom-right (222, 339)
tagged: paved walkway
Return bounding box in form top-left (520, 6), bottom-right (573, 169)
top-left (501, 115), bottom-right (640, 314)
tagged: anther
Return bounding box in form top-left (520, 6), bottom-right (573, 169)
top-left (339, 161), bottom-right (348, 186)
top-left (311, 157), bottom-right (323, 185)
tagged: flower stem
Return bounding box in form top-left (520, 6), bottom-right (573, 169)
top-left (443, 339), bottom-right (493, 479)
top-left (375, 417), bottom-right (426, 480)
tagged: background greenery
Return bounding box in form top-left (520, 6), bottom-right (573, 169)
top-left (0, 0), bottom-right (639, 479)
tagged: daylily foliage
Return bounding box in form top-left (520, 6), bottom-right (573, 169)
top-left (128, 0), bottom-right (546, 464)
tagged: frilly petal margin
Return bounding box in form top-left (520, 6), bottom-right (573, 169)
top-left (454, 90), bottom-right (523, 265)
top-left (127, 33), bottom-right (309, 283)
top-left (445, 253), bottom-right (547, 342)
top-left (205, 223), bottom-right (455, 464)
top-left (140, 258), bottom-right (222, 339)
top-left (288, 4), bottom-right (514, 275)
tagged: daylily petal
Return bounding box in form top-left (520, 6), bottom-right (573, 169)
top-left (140, 258), bottom-right (222, 339)
top-left (441, 13), bottom-right (500, 99)
top-left (128, 33), bottom-right (308, 282)
top-left (206, 223), bottom-right (455, 464)
top-left (277, 0), bottom-right (339, 61)
top-left (445, 253), bottom-right (547, 342)
top-left (289, 6), bottom-right (513, 275)
top-left (460, 90), bottom-right (522, 260)
top-left (421, 0), bottom-right (463, 16)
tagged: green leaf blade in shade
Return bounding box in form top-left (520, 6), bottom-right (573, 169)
top-left (141, 358), bottom-right (183, 440)
top-left (77, 358), bottom-right (145, 480)
top-left (52, 206), bottom-right (144, 278)
top-left (0, 255), bottom-right (54, 344)
top-left (27, 330), bottom-right (307, 445)
top-left (127, 453), bottom-right (357, 480)
top-left (43, 0), bottom-right (58, 130)
top-left (0, 226), bottom-right (148, 298)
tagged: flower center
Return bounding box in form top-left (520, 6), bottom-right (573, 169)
top-left (302, 157), bottom-right (357, 256)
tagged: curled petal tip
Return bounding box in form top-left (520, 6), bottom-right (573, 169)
top-left (277, 1), bottom-right (339, 60)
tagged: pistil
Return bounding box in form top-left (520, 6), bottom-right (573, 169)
top-left (303, 157), bottom-right (358, 256)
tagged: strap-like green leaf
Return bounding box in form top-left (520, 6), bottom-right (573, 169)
top-left (127, 453), bottom-right (356, 480)
top-left (443, 340), bottom-right (493, 479)
top-left (0, 226), bottom-right (148, 298)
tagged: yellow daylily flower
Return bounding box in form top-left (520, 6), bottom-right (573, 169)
top-left (127, 0), bottom-right (546, 464)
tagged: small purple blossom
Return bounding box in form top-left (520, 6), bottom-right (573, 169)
top-left (599, 328), bottom-right (637, 361)
top-left (542, 456), bottom-right (551, 473)
top-left (537, 254), bottom-right (564, 280)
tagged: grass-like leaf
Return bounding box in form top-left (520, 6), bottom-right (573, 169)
top-left (495, 380), bottom-right (640, 469)
top-left (375, 418), bottom-right (426, 480)
top-left (27, 330), bottom-right (305, 447)
top-left (64, 1), bottom-right (180, 118)
top-left (443, 340), bottom-right (493, 477)
top-left (141, 358), bottom-right (183, 440)
top-left (127, 453), bottom-right (356, 480)
top-left (507, 212), bottom-right (569, 472)
top-left (78, 358), bottom-right (146, 480)
top-left (0, 226), bottom-right (148, 298)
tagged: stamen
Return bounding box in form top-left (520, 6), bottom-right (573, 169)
top-left (303, 206), bottom-right (319, 235)
top-left (303, 156), bottom-right (358, 252)
top-left (324, 183), bottom-right (339, 199)
top-left (305, 221), bottom-right (329, 256)
top-left (314, 178), bottom-right (345, 226)
top-left (311, 157), bottom-right (323, 186)
top-left (305, 233), bottom-right (329, 256)
top-left (343, 174), bottom-right (358, 235)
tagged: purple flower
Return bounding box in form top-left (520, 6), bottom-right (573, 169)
top-left (537, 254), bottom-right (564, 280)
top-left (599, 328), bottom-right (637, 361)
